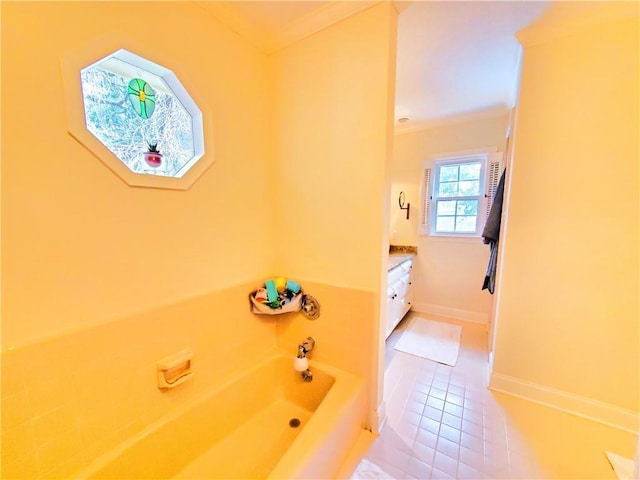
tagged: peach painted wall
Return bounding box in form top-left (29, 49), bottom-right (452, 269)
top-left (270, 2), bottom-right (397, 427)
top-left (391, 113), bottom-right (509, 323)
top-left (1, 1), bottom-right (277, 350)
top-left (493, 13), bottom-right (639, 414)
top-left (1, 2), bottom-right (399, 478)
top-left (271, 2), bottom-right (397, 294)
top-left (1, 2), bottom-right (280, 478)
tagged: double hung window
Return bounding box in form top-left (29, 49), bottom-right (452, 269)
top-left (419, 151), bottom-right (503, 237)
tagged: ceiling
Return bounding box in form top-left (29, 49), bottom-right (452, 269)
top-left (197, 1), bottom-right (550, 130)
top-left (395, 1), bottom-right (548, 129)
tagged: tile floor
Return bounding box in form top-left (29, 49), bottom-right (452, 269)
top-left (358, 312), bottom-right (637, 479)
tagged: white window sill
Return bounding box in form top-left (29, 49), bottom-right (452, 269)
top-left (424, 235), bottom-right (484, 244)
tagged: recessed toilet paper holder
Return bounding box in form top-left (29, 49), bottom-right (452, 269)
top-left (157, 348), bottom-right (193, 389)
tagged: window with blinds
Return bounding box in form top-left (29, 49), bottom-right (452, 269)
top-left (419, 151), bottom-right (503, 236)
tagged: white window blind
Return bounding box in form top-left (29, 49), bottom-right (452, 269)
top-left (418, 166), bottom-right (432, 235)
top-left (484, 154), bottom-right (504, 220)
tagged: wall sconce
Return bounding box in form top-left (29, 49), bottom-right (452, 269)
top-left (398, 191), bottom-right (410, 220)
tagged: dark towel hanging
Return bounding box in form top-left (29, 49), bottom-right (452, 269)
top-left (482, 170), bottom-right (506, 294)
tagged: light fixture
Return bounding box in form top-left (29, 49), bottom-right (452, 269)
top-left (399, 191), bottom-right (410, 220)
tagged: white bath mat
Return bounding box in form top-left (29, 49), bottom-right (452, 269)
top-left (351, 459), bottom-right (395, 479)
top-left (394, 317), bottom-right (462, 366)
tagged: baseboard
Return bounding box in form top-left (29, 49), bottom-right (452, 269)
top-left (413, 302), bottom-right (489, 326)
top-left (372, 401), bottom-right (386, 435)
top-left (489, 372), bottom-right (640, 434)
top-left (487, 352), bottom-right (495, 386)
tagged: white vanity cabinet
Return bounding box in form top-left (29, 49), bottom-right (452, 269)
top-left (385, 256), bottom-right (414, 339)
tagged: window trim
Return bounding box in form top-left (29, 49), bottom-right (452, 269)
top-left (431, 155), bottom-right (487, 236)
top-left (80, 49), bottom-right (205, 179)
top-left (61, 33), bottom-right (214, 190)
top-left (419, 147), bottom-right (503, 238)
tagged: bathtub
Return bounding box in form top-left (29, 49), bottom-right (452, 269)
top-left (78, 354), bottom-right (364, 479)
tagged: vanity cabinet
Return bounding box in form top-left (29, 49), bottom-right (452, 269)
top-left (386, 257), bottom-right (414, 339)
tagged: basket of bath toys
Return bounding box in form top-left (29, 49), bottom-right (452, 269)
top-left (249, 277), bottom-right (320, 319)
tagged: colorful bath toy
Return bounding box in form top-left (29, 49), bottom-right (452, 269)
top-left (286, 280), bottom-right (301, 294)
top-left (265, 280), bottom-right (278, 302)
top-left (275, 276), bottom-right (287, 292)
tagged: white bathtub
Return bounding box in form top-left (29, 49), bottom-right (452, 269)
top-left (77, 354), bottom-right (364, 479)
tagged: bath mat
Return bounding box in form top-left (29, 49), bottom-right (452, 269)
top-left (351, 459), bottom-right (395, 479)
top-left (394, 317), bottom-right (462, 366)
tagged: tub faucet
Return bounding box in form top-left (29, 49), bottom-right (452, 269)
top-left (294, 337), bottom-right (315, 382)
top-left (299, 337), bottom-right (315, 357)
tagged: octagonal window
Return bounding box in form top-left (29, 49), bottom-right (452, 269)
top-left (79, 49), bottom-right (204, 179)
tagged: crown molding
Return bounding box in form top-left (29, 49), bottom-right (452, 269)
top-left (516, 1), bottom-right (639, 47)
top-left (194, 2), bottom-right (272, 53)
top-left (267, 1), bottom-right (379, 53)
top-left (195, 1), bottom-right (379, 55)
top-left (394, 105), bottom-right (510, 135)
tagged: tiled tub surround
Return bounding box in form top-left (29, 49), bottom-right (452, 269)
top-left (1, 280), bottom-right (376, 479)
top-left (78, 355), bottom-right (363, 479)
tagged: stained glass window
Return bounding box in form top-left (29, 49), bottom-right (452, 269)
top-left (79, 49), bottom-right (204, 179)
top-left (127, 78), bottom-right (156, 119)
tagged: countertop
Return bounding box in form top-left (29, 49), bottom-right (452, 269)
top-left (388, 253), bottom-right (414, 271)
